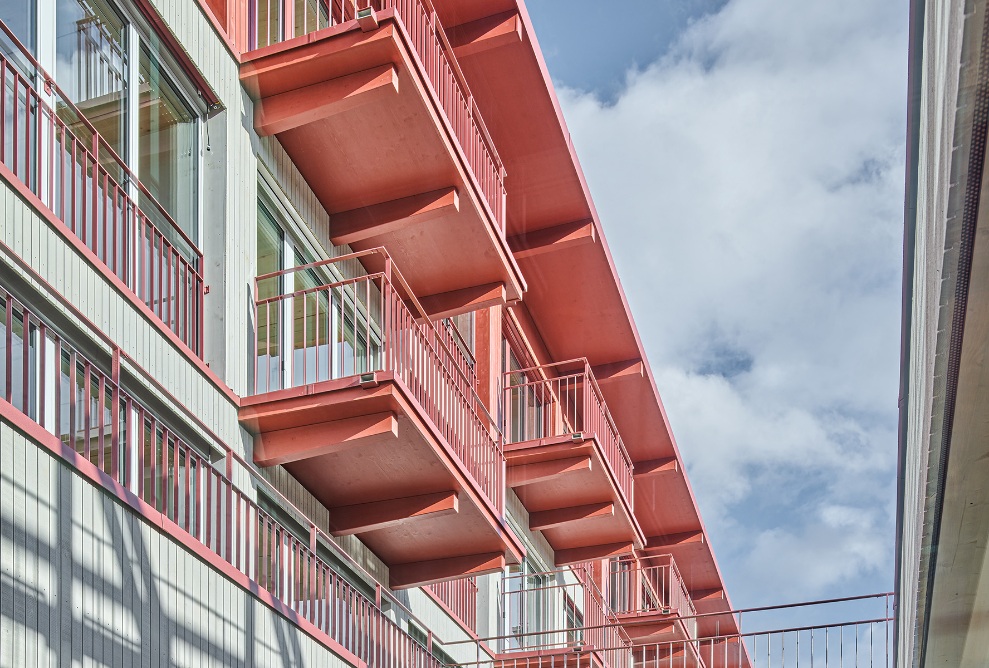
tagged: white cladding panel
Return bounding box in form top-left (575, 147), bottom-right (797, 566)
top-left (0, 417), bottom-right (356, 667)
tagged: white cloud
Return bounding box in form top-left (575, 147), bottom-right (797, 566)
top-left (558, 0), bottom-right (906, 604)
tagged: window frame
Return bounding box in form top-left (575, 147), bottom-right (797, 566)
top-left (32, 0), bottom-right (206, 245)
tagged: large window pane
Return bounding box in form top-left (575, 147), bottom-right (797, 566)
top-left (256, 203), bottom-right (283, 393)
top-left (138, 44), bottom-right (197, 241)
top-left (0, 0), bottom-right (36, 62)
top-left (55, 0), bottom-right (128, 160)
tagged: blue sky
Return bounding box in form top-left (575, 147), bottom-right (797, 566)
top-left (526, 0), bottom-right (908, 614)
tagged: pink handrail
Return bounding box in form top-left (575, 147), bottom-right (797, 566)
top-left (610, 556), bottom-right (698, 640)
top-left (428, 578), bottom-right (478, 632)
top-left (503, 360), bottom-right (634, 509)
top-left (0, 20), bottom-right (205, 356)
top-left (500, 564), bottom-right (631, 668)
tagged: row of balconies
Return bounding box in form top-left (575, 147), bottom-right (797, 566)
top-left (239, 248), bottom-right (644, 587)
top-left (0, 0), bottom-right (683, 600)
top-left (0, 1), bottom-right (731, 663)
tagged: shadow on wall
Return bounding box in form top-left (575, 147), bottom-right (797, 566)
top-left (0, 418), bottom-right (338, 668)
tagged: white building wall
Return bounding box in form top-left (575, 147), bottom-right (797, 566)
top-left (0, 415), bottom-right (355, 668)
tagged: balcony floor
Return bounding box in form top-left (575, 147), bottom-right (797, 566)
top-left (239, 373), bottom-right (523, 588)
top-left (506, 434), bottom-right (643, 564)
top-left (240, 18), bottom-right (523, 314)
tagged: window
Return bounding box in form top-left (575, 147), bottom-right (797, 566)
top-left (16, 0), bottom-right (203, 241)
top-left (256, 202), bottom-right (284, 393)
top-left (253, 189), bottom-right (381, 394)
top-left (55, 0), bottom-right (128, 160)
top-left (504, 559), bottom-right (553, 651)
top-left (138, 43), bottom-right (198, 237)
top-left (565, 593), bottom-right (583, 645)
top-left (503, 340), bottom-right (544, 443)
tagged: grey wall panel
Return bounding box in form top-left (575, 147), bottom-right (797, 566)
top-left (0, 182), bottom-right (246, 460)
top-left (0, 417), bottom-right (356, 668)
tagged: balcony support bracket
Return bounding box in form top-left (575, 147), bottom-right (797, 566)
top-left (508, 219), bottom-right (597, 260)
top-left (255, 64), bottom-right (399, 136)
top-left (330, 187), bottom-right (460, 245)
top-left (554, 541), bottom-right (634, 566)
top-left (643, 530), bottom-right (705, 551)
top-left (329, 490), bottom-right (459, 536)
top-left (419, 282), bottom-right (506, 320)
top-left (529, 502), bottom-right (614, 531)
top-left (506, 455), bottom-right (592, 487)
top-left (633, 457), bottom-right (679, 478)
top-left (390, 552), bottom-right (506, 590)
top-left (254, 411), bottom-right (398, 466)
top-left (448, 11), bottom-right (523, 59)
top-left (591, 358), bottom-right (644, 385)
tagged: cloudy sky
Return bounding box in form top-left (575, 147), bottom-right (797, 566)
top-left (527, 0), bottom-right (908, 611)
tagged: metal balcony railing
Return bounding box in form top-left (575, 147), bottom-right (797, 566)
top-left (447, 593), bottom-right (895, 668)
top-left (0, 282), bottom-right (448, 668)
top-left (498, 564), bottom-right (632, 668)
top-left (428, 577), bottom-right (478, 632)
top-left (0, 21), bottom-right (205, 356)
top-left (252, 248), bottom-right (504, 513)
top-left (245, 0), bottom-right (507, 231)
top-left (610, 556), bottom-right (698, 640)
top-left (503, 360), bottom-right (634, 508)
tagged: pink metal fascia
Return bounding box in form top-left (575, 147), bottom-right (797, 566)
top-left (504, 0), bottom-right (740, 617)
top-left (0, 398), bottom-right (367, 668)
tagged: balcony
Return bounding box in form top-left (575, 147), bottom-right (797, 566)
top-left (496, 564), bottom-right (631, 668)
top-left (239, 0), bottom-right (524, 318)
top-left (609, 556), bottom-right (697, 645)
top-left (503, 361), bottom-right (644, 564)
top-left (0, 21), bottom-right (204, 355)
top-left (239, 249), bottom-right (523, 588)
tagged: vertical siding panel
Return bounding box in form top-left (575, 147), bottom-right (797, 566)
top-left (10, 426), bottom-right (26, 667)
top-left (23, 434), bottom-right (39, 667)
top-left (0, 423), bottom-right (13, 666)
top-left (39, 436), bottom-right (59, 666)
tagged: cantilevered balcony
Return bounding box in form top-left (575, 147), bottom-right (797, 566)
top-left (239, 0), bottom-right (524, 318)
top-left (239, 249), bottom-right (523, 588)
top-left (503, 361), bottom-right (644, 564)
top-left (496, 564), bottom-right (631, 668)
top-left (609, 556), bottom-right (697, 645)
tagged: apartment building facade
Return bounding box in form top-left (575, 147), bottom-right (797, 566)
top-left (0, 0), bottom-right (744, 666)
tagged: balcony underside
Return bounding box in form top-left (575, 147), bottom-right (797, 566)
top-left (239, 374), bottom-right (522, 589)
top-left (495, 647), bottom-right (608, 668)
top-left (240, 19), bottom-right (523, 315)
top-left (506, 435), bottom-right (643, 564)
top-left (616, 611), bottom-right (694, 645)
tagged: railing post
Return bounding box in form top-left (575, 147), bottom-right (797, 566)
top-left (282, 0), bottom-right (292, 43)
top-left (225, 450), bottom-right (233, 561)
